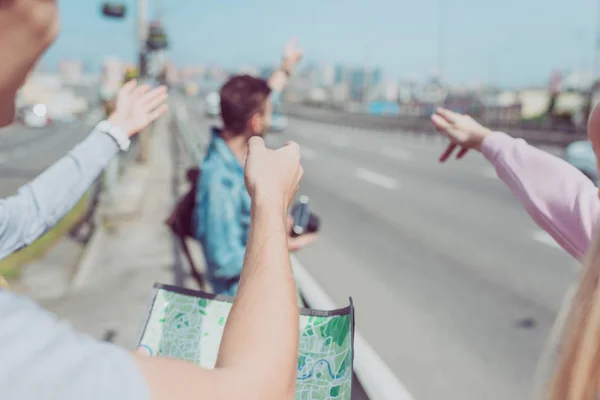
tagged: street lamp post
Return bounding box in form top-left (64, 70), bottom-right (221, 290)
top-left (135, 0), bottom-right (151, 163)
top-left (102, 0), bottom-right (162, 163)
top-left (437, 0), bottom-right (446, 84)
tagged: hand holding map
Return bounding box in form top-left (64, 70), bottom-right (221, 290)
top-left (138, 285), bottom-right (355, 400)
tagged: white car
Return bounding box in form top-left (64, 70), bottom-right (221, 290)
top-left (22, 104), bottom-right (51, 128)
top-left (205, 91), bottom-right (220, 118)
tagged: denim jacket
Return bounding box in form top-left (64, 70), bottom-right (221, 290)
top-left (194, 128), bottom-right (251, 295)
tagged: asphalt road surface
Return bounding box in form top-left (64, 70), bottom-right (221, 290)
top-left (0, 120), bottom-right (98, 197)
top-left (188, 99), bottom-right (577, 400)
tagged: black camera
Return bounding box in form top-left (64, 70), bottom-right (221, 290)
top-left (290, 196), bottom-right (320, 237)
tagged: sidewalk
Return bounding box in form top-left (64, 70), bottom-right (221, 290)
top-left (38, 112), bottom-right (202, 348)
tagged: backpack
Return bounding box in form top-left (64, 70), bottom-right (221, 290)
top-left (165, 167), bottom-right (205, 289)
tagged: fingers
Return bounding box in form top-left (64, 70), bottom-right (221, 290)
top-left (144, 86), bottom-right (169, 112)
top-left (440, 144), bottom-right (469, 162)
top-left (431, 114), bottom-right (451, 133)
top-left (120, 80), bottom-right (137, 96)
top-left (436, 107), bottom-right (461, 122)
top-left (456, 147), bottom-right (469, 159)
top-left (283, 141), bottom-right (300, 157)
top-left (147, 104), bottom-right (169, 122)
top-left (439, 143), bottom-right (457, 163)
top-left (132, 83), bottom-right (151, 99)
top-left (248, 136), bottom-right (266, 154)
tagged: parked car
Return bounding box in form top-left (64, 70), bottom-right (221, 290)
top-left (205, 91), bottom-right (220, 118)
top-left (19, 104), bottom-right (51, 128)
top-left (565, 140), bottom-right (598, 184)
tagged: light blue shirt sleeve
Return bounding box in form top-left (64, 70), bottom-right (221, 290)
top-left (0, 130), bottom-right (119, 260)
top-left (0, 291), bottom-right (150, 399)
top-left (195, 180), bottom-right (246, 280)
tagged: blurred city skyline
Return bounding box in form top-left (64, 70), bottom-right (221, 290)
top-left (43, 0), bottom-right (599, 88)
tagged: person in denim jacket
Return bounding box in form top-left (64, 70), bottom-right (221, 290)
top-left (194, 40), bottom-right (317, 295)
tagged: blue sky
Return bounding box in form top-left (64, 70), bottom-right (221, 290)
top-left (44, 0), bottom-right (598, 87)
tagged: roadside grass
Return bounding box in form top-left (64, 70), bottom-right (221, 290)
top-left (0, 191), bottom-right (92, 280)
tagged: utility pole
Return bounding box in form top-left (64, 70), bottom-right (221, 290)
top-left (136, 0), bottom-right (150, 163)
top-left (594, 0), bottom-right (600, 81)
top-left (437, 0), bottom-right (446, 85)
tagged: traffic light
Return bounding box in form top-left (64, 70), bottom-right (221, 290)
top-left (147, 21), bottom-right (168, 50)
top-left (101, 2), bottom-right (127, 19)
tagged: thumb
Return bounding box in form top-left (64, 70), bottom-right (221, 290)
top-left (247, 136), bottom-right (265, 154)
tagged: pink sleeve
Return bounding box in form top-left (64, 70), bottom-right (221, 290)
top-left (482, 132), bottom-right (600, 260)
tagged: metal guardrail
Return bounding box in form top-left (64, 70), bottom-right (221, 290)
top-left (283, 103), bottom-right (587, 147)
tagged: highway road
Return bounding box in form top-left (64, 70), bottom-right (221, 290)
top-left (0, 114), bottom-right (102, 197)
top-left (187, 99), bottom-right (578, 400)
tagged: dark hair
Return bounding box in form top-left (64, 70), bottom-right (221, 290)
top-left (220, 75), bottom-right (271, 135)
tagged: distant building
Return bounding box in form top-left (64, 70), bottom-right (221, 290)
top-left (370, 67), bottom-right (383, 88)
top-left (518, 88), bottom-right (550, 119)
top-left (482, 104), bottom-right (522, 124)
top-left (315, 63), bottom-right (335, 87)
top-left (330, 82), bottom-right (350, 107)
top-left (398, 101), bottom-right (436, 118)
top-left (411, 80), bottom-right (447, 104)
top-left (349, 68), bottom-right (370, 102)
top-left (443, 93), bottom-right (484, 117)
top-left (334, 65), bottom-right (345, 84)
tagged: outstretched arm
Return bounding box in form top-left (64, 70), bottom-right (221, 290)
top-left (268, 39), bottom-right (303, 93)
top-left (482, 132), bottom-right (599, 260)
top-left (136, 138), bottom-right (303, 400)
top-left (431, 107), bottom-right (600, 260)
top-left (0, 81), bottom-right (168, 260)
top-left (0, 130), bottom-right (118, 260)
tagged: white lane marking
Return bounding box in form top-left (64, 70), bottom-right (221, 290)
top-left (0, 154), bottom-right (5, 164)
top-left (354, 168), bottom-right (399, 190)
top-left (301, 146), bottom-right (317, 160)
top-left (532, 230), bottom-right (562, 249)
top-left (381, 147), bottom-right (412, 161)
top-left (291, 256), bottom-right (415, 400)
top-left (481, 167), bottom-right (498, 179)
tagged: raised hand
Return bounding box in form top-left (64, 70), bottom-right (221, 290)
top-left (108, 80), bottom-right (169, 137)
top-left (282, 39), bottom-right (303, 70)
top-left (244, 137), bottom-right (303, 209)
top-left (431, 108), bottom-right (492, 162)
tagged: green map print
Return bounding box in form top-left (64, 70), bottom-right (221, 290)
top-left (138, 284), bottom-right (355, 400)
